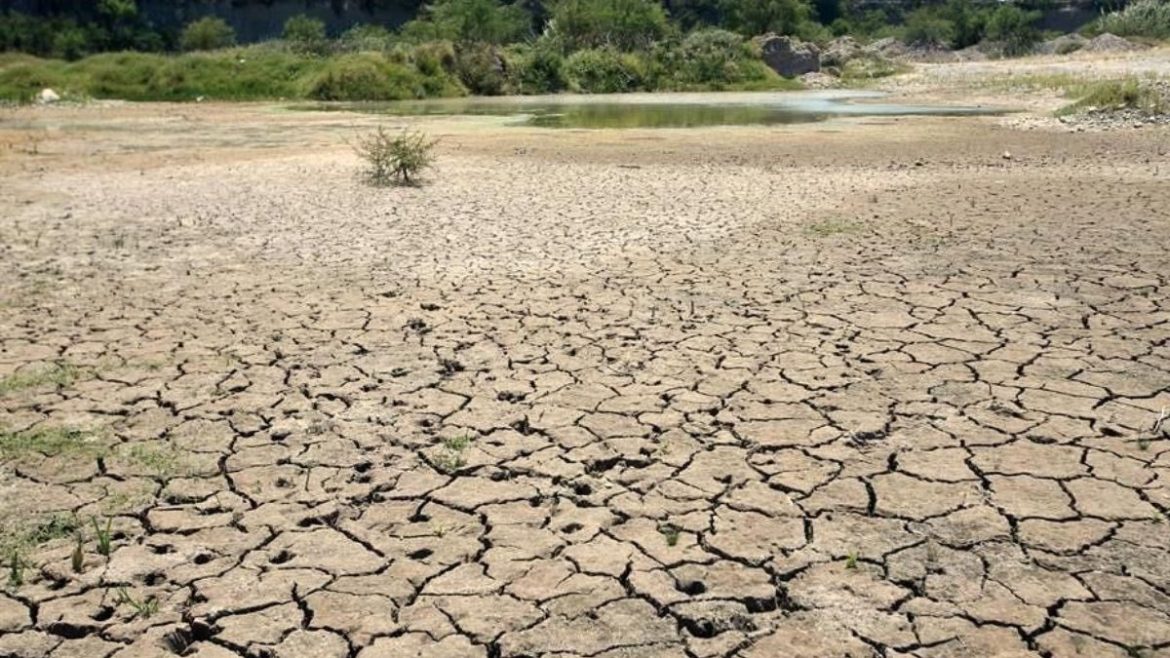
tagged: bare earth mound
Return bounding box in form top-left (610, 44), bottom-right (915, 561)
top-left (0, 97), bottom-right (1168, 658)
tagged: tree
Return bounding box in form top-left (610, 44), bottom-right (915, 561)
top-left (718, 0), bottom-right (813, 37)
top-left (548, 0), bottom-right (670, 51)
top-left (180, 16), bottom-right (236, 51)
top-left (284, 14), bottom-right (328, 54)
top-left (902, 7), bottom-right (955, 46)
top-left (984, 5), bottom-right (1039, 55)
top-left (403, 0), bottom-right (531, 43)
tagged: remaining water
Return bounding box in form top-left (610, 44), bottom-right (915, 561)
top-left (303, 91), bottom-right (1001, 129)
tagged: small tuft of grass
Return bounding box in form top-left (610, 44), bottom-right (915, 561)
top-left (432, 434), bottom-right (473, 474)
top-left (0, 426), bottom-right (104, 461)
top-left (0, 361), bottom-right (80, 396)
top-left (23, 514), bottom-right (80, 546)
top-left (839, 57), bottom-right (910, 84)
top-left (7, 550), bottom-right (24, 589)
top-left (115, 587), bottom-right (159, 619)
top-left (845, 550), bottom-right (859, 570)
top-left (120, 443), bottom-right (185, 479)
top-left (805, 219), bottom-right (863, 238)
top-left (92, 516), bottom-right (113, 558)
top-left (1, 513), bottom-right (82, 582)
top-left (658, 523), bottom-right (681, 547)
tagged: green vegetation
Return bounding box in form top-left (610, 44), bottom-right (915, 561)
top-left (720, 0), bottom-right (818, 39)
top-left (115, 586), bottom-right (159, 619)
top-left (7, 550), bottom-right (23, 588)
top-left (896, 0), bottom-right (1038, 51)
top-left (119, 443), bottom-right (186, 479)
top-left (1092, 0), bottom-right (1170, 40)
top-left (283, 15), bottom-right (328, 55)
top-left (401, 0), bottom-right (530, 45)
top-left (432, 433), bottom-right (473, 472)
top-left (1057, 78), bottom-right (1166, 116)
top-left (983, 5), bottom-right (1041, 56)
top-left (805, 218), bottom-right (863, 236)
top-left (658, 522), bottom-right (681, 546)
top-left (1, 513), bottom-right (83, 588)
top-left (93, 516), bottom-right (113, 557)
top-left (307, 52), bottom-right (436, 101)
top-left (355, 127), bottom-right (438, 186)
top-left (0, 0), bottom-right (1125, 103)
top-left (2, 514), bottom-right (81, 553)
top-left (0, 361), bottom-right (80, 396)
top-left (180, 17), bottom-right (236, 52)
top-left (549, 0), bottom-right (670, 51)
top-left (845, 550), bottom-right (859, 569)
top-left (0, 425), bottom-right (104, 461)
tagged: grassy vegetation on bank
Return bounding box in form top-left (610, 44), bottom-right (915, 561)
top-left (0, 31), bottom-right (796, 103)
top-left (1057, 78), bottom-right (1166, 116)
top-left (978, 72), bottom-right (1169, 117)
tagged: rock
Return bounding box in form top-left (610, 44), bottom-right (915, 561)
top-left (756, 34), bottom-right (820, 78)
top-left (37, 88), bottom-right (60, 104)
top-left (821, 36), bottom-right (861, 68)
top-left (1002, 151), bottom-right (1012, 160)
top-left (863, 37), bottom-right (909, 60)
top-left (1085, 33), bottom-right (1143, 53)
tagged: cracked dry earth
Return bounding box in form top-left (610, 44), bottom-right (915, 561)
top-left (1, 105), bottom-right (1170, 658)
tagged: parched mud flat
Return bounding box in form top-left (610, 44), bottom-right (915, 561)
top-left (1, 102), bottom-right (1169, 658)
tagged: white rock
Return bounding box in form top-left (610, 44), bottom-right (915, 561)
top-left (37, 88), bottom-right (60, 104)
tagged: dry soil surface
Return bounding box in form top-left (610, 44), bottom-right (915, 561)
top-left (1, 81), bottom-right (1170, 658)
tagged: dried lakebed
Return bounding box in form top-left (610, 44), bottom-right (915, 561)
top-left (0, 103), bottom-right (1168, 658)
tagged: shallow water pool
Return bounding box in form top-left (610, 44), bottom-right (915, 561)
top-left (300, 90), bottom-right (1002, 129)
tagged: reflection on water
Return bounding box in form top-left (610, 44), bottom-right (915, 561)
top-left (300, 91), bottom-right (1000, 129)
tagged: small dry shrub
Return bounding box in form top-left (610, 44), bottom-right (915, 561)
top-left (353, 126), bottom-right (437, 186)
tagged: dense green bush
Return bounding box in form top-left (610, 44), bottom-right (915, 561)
top-left (902, 9), bottom-right (955, 47)
top-left (718, 0), bottom-right (815, 37)
top-left (399, 41), bottom-right (466, 96)
top-left (180, 17), bottom-right (236, 51)
top-left (984, 5), bottom-right (1040, 55)
top-left (507, 43), bottom-right (568, 93)
top-left (941, 0), bottom-right (990, 49)
top-left (1092, 0), bottom-right (1170, 40)
top-left (142, 48), bottom-right (311, 100)
top-left (898, 0), bottom-right (997, 49)
top-left (454, 43), bottom-right (507, 94)
top-left (304, 52), bottom-right (427, 100)
top-left (76, 52), bottom-right (164, 99)
top-left (549, 0), bottom-right (670, 51)
top-left (0, 46), bottom-right (462, 102)
top-left (0, 8), bottom-right (164, 60)
top-left (0, 59), bottom-right (69, 100)
top-left (284, 15), bottom-right (328, 54)
top-left (401, 0), bottom-right (530, 44)
top-left (338, 24), bottom-right (396, 52)
top-left (655, 28), bottom-right (772, 88)
top-left (564, 47), bottom-right (646, 92)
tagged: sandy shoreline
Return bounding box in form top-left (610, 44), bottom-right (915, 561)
top-left (1, 52), bottom-right (1169, 657)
